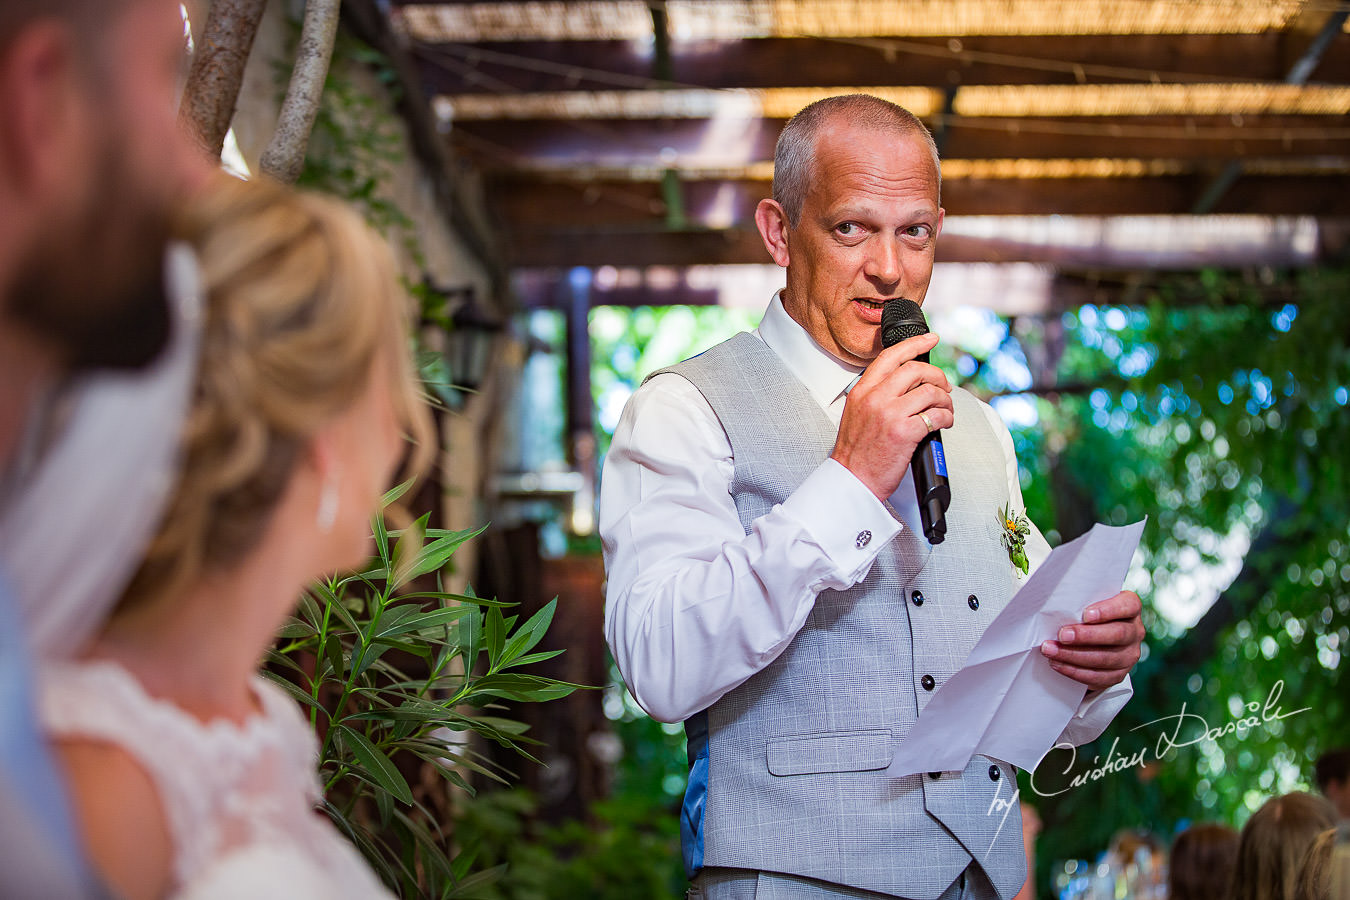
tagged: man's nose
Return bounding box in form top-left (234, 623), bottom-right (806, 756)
top-left (863, 235), bottom-right (903, 286)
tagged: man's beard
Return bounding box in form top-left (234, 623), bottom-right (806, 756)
top-left (6, 141), bottom-right (173, 372)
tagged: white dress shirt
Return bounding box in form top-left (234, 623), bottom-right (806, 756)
top-left (600, 293), bottom-right (1130, 741)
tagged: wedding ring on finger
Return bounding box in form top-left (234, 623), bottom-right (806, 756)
top-left (919, 412), bottom-right (935, 434)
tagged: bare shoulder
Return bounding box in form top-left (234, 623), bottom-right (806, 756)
top-left (55, 738), bottom-right (174, 900)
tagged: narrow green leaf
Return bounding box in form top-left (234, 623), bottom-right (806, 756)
top-left (457, 609), bottom-right (482, 664)
top-left (399, 591), bottom-right (512, 608)
top-left (369, 603), bottom-right (422, 638)
top-left (322, 634), bottom-right (345, 681)
top-left (350, 640), bottom-right (394, 679)
top-left (502, 648), bottom-right (566, 669)
top-left (447, 862), bottom-right (508, 898)
top-left (380, 477), bottom-right (416, 511)
top-left (296, 591), bottom-right (324, 626)
top-left (275, 617), bottom-right (316, 640)
top-left (337, 725), bottom-right (413, 805)
top-left (258, 670), bottom-right (326, 713)
top-left (374, 605), bottom-right (475, 640)
top-left (484, 606), bottom-right (506, 665)
top-left (389, 513), bottom-right (430, 590)
top-left (465, 673), bottom-right (581, 703)
top-left (450, 846), bottom-right (478, 881)
top-left (499, 598), bottom-right (557, 666)
top-left (405, 524), bottom-right (489, 581)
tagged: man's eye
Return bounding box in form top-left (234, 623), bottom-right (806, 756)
top-left (836, 222), bottom-right (861, 236)
top-left (905, 225), bottom-right (931, 239)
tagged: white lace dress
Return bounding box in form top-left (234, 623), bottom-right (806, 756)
top-left (38, 659), bottom-right (395, 899)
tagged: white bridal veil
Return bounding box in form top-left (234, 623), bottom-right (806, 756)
top-left (0, 245), bottom-right (203, 658)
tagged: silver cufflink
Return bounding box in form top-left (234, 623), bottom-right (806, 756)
top-left (855, 530), bottom-right (872, 549)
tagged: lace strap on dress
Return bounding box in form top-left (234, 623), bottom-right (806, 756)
top-left (38, 660), bottom-right (252, 886)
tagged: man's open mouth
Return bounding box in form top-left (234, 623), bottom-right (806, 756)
top-left (855, 298), bottom-right (891, 310)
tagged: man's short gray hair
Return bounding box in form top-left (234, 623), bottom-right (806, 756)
top-left (772, 94), bottom-right (941, 227)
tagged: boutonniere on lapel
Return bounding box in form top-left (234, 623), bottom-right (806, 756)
top-left (997, 503), bottom-right (1031, 577)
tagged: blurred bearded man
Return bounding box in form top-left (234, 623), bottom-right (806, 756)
top-left (0, 0), bottom-right (208, 894)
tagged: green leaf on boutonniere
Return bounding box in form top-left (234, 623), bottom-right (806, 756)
top-left (997, 502), bottom-right (1031, 576)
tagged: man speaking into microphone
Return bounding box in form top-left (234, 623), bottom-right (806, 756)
top-left (599, 94), bottom-right (1144, 900)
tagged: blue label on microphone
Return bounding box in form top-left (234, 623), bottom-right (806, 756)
top-left (932, 440), bottom-right (948, 477)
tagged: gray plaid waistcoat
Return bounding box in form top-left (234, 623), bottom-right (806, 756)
top-left (656, 333), bottom-right (1026, 900)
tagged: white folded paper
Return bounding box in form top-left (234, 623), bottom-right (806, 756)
top-left (887, 518), bottom-right (1146, 777)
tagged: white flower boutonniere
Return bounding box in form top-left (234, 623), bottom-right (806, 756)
top-left (998, 503), bottom-right (1031, 577)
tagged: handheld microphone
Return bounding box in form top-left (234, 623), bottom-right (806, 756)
top-left (880, 299), bottom-right (950, 545)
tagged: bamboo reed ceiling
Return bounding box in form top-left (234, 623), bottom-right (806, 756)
top-left (387, 0), bottom-right (1350, 268)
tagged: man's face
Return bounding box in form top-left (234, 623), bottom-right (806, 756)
top-left (7, 0), bottom-right (207, 370)
top-left (776, 123), bottom-right (944, 367)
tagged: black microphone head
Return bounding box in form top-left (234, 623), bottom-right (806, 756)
top-left (880, 298), bottom-right (928, 349)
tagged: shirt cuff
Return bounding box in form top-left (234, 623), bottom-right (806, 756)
top-left (778, 458), bottom-right (903, 590)
top-left (1060, 674), bottom-right (1134, 748)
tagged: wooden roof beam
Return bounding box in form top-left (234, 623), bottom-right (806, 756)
top-left (412, 33), bottom-right (1350, 96)
top-left (484, 175), bottom-right (1350, 232)
top-left (449, 116), bottom-right (1350, 169)
top-left (1193, 7), bottom-right (1350, 213)
top-left (501, 216), bottom-right (1333, 270)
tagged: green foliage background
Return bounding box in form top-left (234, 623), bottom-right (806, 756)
top-left (568, 267), bottom-right (1349, 896)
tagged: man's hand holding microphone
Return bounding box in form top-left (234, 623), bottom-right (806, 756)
top-left (829, 298), bottom-right (1142, 693)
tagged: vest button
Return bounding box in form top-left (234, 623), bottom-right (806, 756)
top-left (921, 674), bottom-right (936, 691)
top-left (989, 765), bottom-right (1001, 781)
top-left (968, 594), bottom-right (980, 611)
top-left (911, 590), bottom-right (924, 606)
top-left (855, 530), bottom-right (872, 549)
top-left (927, 771), bottom-right (941, 780)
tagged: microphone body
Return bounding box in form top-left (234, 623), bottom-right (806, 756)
top-left (880, 300), bottom-right (950, 544)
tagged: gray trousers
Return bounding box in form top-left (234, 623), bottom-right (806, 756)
top-left (689, 865), bottom-right (998, 900)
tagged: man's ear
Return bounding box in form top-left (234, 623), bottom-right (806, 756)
top-left (754, 198), bottom-right (792, 268)
top-left (0, 23), bottom-right (83, 192)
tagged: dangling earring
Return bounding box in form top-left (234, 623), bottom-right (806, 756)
top-left (316, 474), bottom-right (340, 533)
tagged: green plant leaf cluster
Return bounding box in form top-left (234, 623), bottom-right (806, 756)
top-left (1006, 267), bottom-right (1350, 889)
top-left (270, 487), bottom-right (580, 898)
top-left (452, 790), bottom-right (684, 900)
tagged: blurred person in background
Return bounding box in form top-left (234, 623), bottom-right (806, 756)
top-left (1314, 748), bottom-right (1350, 819)
top-left (0, 0), bottom-right (207, 893)
top-left (1291, 827), bottom-right (1339, 900)
top-left (1168, 822), bottom-right (1239, 900)
top-left (1012, 802), bottom-right (1042, 900)
top-left (39, 178), bottom-right (433, 900)
top-left (1232, 792), bottom-right (1337, 900)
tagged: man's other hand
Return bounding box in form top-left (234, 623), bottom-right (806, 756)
top-left (1039, 590), bottom-right (1144, 691)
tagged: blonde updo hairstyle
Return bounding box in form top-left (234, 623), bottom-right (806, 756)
top-left (119, 176), bottom-right (434, 612)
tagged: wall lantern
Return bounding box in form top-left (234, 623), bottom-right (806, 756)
top-left (437, 286), bottom-right (502, 404)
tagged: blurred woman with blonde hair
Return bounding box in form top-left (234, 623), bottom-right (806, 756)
top-left (1232, 792), bottom-right (1338, 900)
top-left (37, 176), bottom-right (433, 899)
